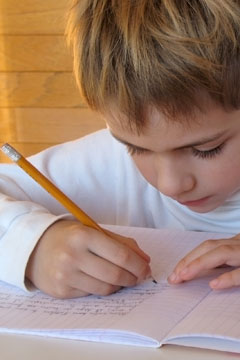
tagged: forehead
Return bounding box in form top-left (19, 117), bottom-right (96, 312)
top-left (105, 105), bottom-right (235, 149)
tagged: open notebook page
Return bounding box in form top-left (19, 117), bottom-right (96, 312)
top-left (167, 283), bottom-right (240, 352)
top-left (0, 226), bottom-right (232, 347)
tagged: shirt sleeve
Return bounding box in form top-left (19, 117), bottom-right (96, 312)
top-left (0, 193), bottom-right (70, 291)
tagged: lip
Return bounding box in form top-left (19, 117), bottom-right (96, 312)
top-left (178, 196), bottom-right (211, 207)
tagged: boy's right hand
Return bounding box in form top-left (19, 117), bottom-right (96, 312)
top-left (25, 220), bottom-right (151, 298)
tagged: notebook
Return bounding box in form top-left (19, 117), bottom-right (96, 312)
top-left (0, 225), bottom-right (238, 353)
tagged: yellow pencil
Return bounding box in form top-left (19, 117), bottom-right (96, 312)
top-left (1, 143), bottom-right (104, 233)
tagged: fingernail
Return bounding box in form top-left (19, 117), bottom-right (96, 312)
top-left (168, 272), bottom-right (176, 282)
top-left (180, 267), bottom-right (188, 276)
top-left (136, 269), bottom-right (151, 284)
top-left (145, 269), bottom-right (152, 279)
top-left (210, 279), bottom-right (219, 288)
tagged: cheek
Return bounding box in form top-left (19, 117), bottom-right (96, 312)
top-left (219, 163), bottom-right (240, 191)
top-left (199, 150), bottom-right (240, 193)
top-left (133, 156), bottom-right (158, 188)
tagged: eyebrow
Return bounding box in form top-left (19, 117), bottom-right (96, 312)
top-left (110, 132), bottom-right (147, 151)
top-left (110, 130), bottom-right (227, 151)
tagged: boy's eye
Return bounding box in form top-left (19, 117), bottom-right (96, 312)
top-left (126, 145), bottom-right (149, 156)
top-left (126, 142), bottom-right (225, 158)
top-left (191, 143), bottom-right (225, 159)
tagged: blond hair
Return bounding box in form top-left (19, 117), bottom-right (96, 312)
top-left (67, 0), bottom-right (240, 130)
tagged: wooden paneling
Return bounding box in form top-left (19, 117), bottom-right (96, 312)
top-left (0, 108), bottom-right (105, 143)
top-left (0, 108), bottom-right (106, 162)
top-left (0, 72), bottom-right (83, 107)
top-left (0, 0), bottom-right (69, 35)
top-left (0, 1), bottom-right (104, 163)
top-left (0, 36), bottom-right (72, 71)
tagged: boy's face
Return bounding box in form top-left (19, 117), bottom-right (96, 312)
top-left (106, 104), bottom-right (240, 213)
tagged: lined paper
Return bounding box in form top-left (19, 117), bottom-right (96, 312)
top-left (0, 226), bottom-right (236, 349)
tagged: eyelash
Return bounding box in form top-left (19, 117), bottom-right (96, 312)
top-left (191, 143), bottom-right (225, 159)
top-left (126, 145), bottom-right (148, 156)
top-left (126, 143), bottom-right (225, 159)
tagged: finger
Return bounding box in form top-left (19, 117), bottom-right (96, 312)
top-left (169, 239), bottom-right (236, 282)
top-left (75, 250), bottom-right (142, 286)
top-left (171, 244), bottom-right (240, 283)
top-left (54, 288), bottom-right (89, 299)
top-left (105, 229), bottom-right (151, 262)
top-left (210, 268), bottom-right (240, 290)
top-left (86, 229), bottom-right (151, 281)
top-left (68, 270), bottom-right (121, 296)
top-left (43, 283), bottom-right (89, 299)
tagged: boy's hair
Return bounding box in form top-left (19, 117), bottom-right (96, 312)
top-left (67, 0), bottom-right (240, 130)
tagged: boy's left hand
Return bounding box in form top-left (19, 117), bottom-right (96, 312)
top-left (168, 234), bottom-right (240, 290)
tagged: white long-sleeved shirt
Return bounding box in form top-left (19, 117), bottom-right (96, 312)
top-left (0, 129), bottom-right (239, 290)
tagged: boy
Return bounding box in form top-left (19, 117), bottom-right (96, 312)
top-left (0, 0), bottom-right (240, 298)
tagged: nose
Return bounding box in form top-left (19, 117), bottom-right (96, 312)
top-left (155, 155), bottom-right (196, 198)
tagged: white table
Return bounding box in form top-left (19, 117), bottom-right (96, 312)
top-left (1, 334), bottom-right (239, 360)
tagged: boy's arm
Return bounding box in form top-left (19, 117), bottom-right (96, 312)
top-left (0, 141), bottom-right (83, 290)
top-left (0, 192), bottom-right (151, 298)
top-left (0, 193), bottom-right (70, 290)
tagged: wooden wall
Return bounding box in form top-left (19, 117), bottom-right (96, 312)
top-left (0, 0), bottom-right (105, 162)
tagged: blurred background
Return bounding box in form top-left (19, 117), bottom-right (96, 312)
top-left (0, 0), bottom-right (105, 162)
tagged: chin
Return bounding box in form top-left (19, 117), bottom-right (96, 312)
top-left (186, 202), bottom-right (222, 214)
